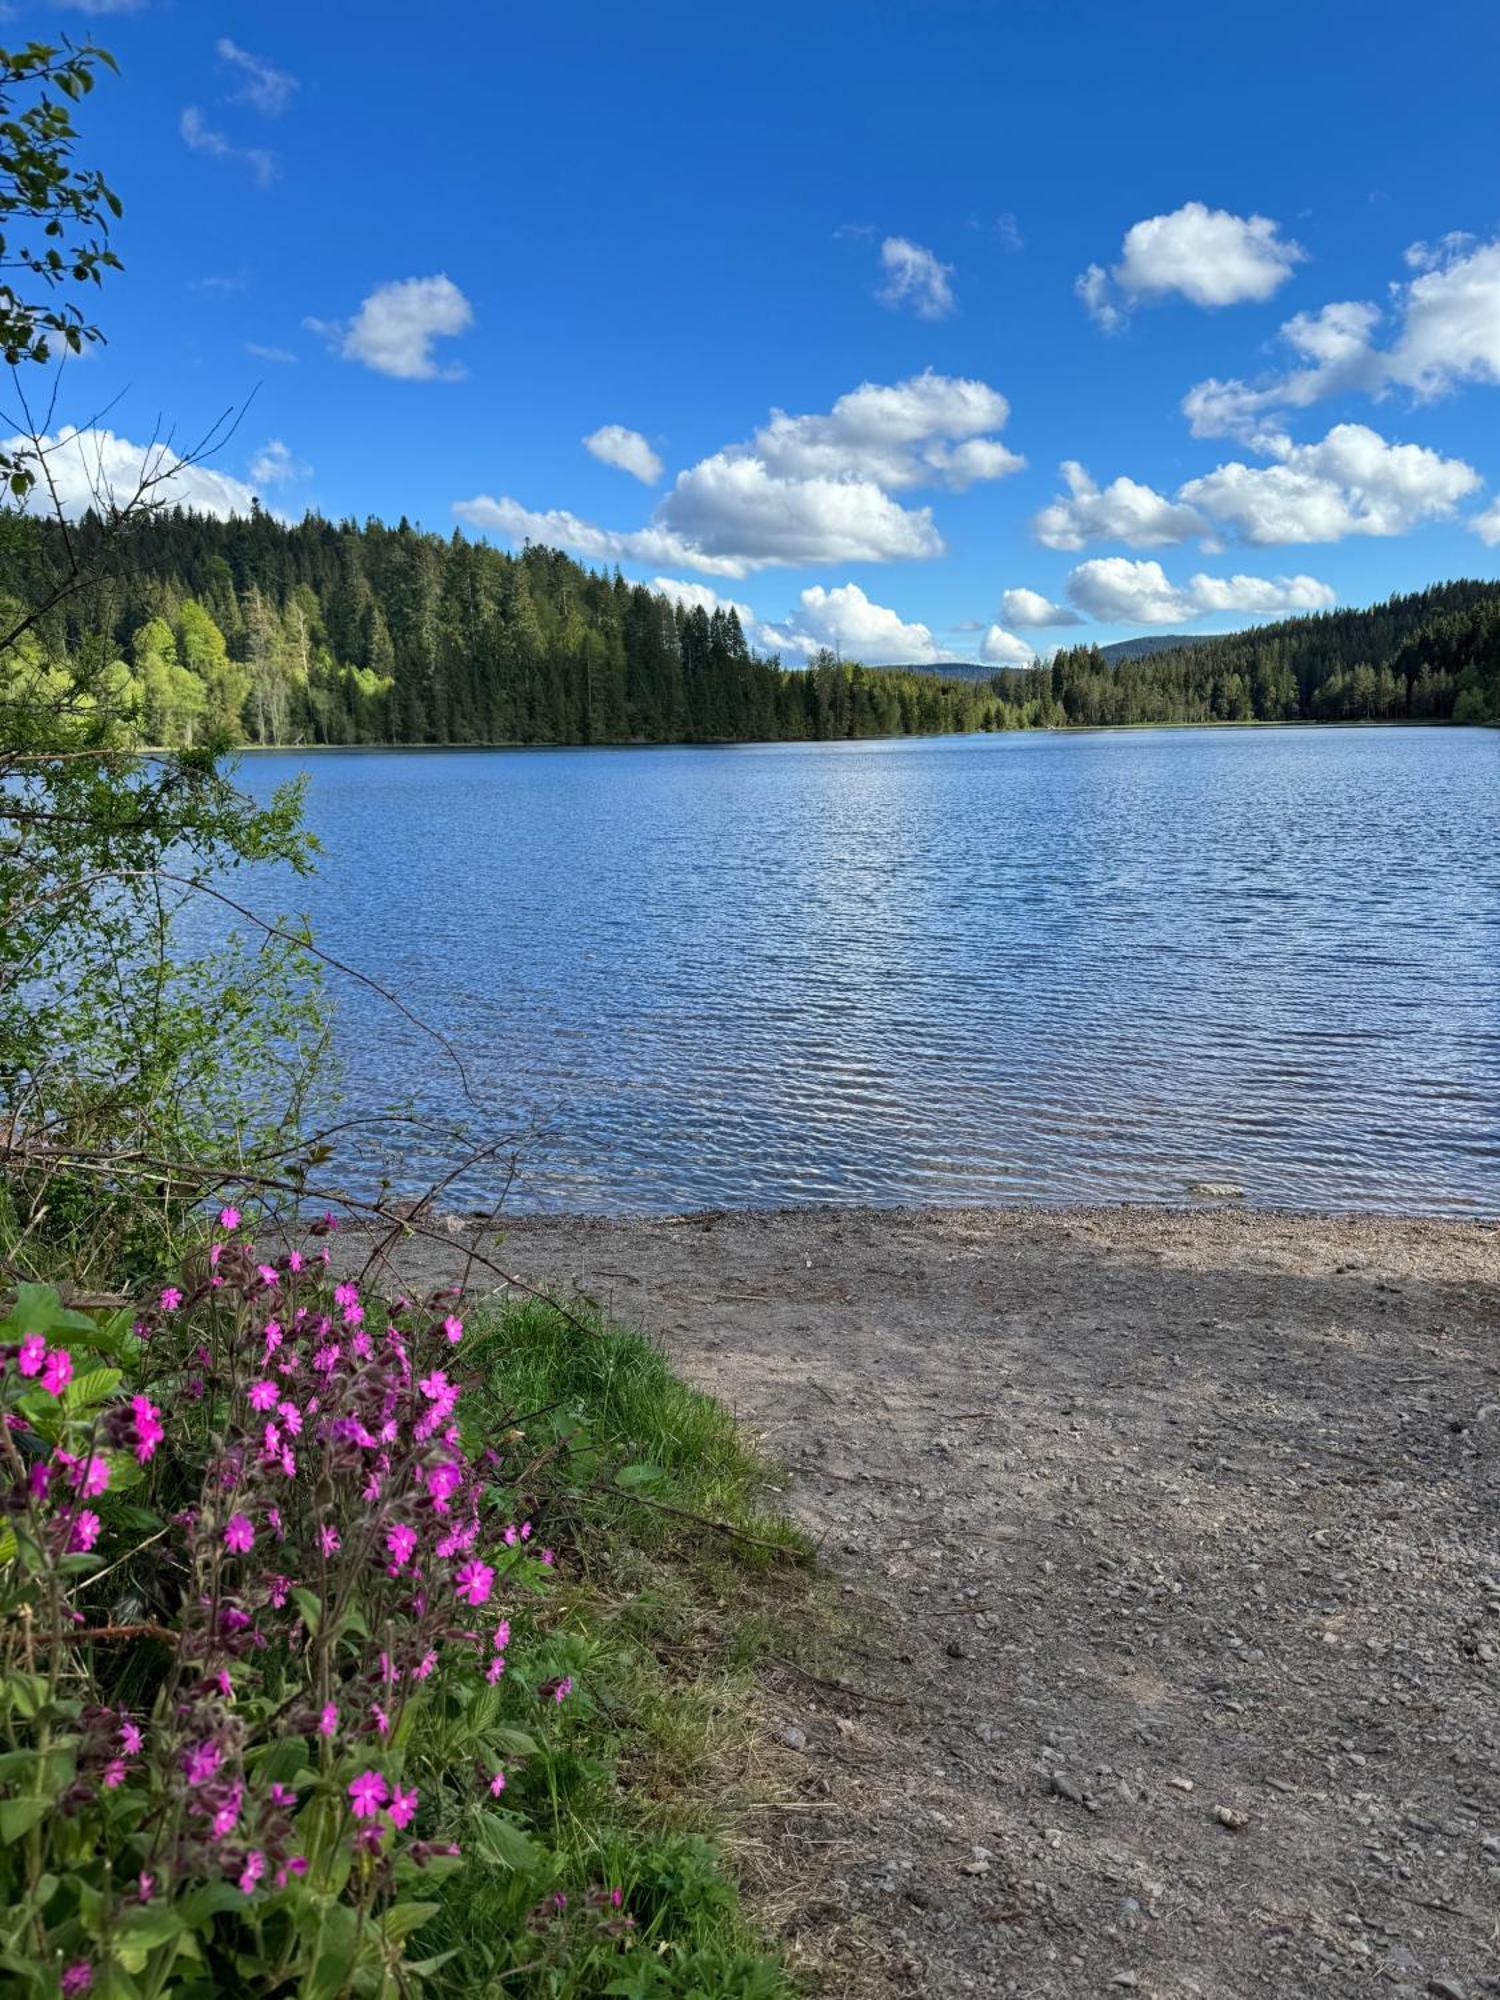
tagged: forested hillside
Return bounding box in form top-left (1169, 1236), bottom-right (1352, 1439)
top-left (2, 508), bottom-right (1010, 745)
top-left (1027, 581), bottom-right (1500, 727)
top-left (3, 507), bottom-right (1498, 744)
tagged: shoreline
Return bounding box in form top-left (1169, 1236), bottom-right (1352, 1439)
top-left (375, 1202), bottom-right (1500, 1996)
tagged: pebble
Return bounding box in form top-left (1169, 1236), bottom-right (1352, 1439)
top-left (779, 1724), bottom-right (808, 1752)
top-left (1427, 1981), bottom-right (1467, 2000)
top-left (1216, 1806), bottom-right (1249, 1831)
top-left (1051, 1772), bottom-right (1085, 1805)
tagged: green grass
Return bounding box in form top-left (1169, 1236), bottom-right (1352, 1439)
top-left (418, 1296), bottom-right (815, 1997)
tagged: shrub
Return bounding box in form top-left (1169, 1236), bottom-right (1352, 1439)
top-left (0, 1213), bottom-right (573, 1996)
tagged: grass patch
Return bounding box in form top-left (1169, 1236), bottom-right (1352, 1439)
top-left (421, 1295), bottom-right (815, 1996)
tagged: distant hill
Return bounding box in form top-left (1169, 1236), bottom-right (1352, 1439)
top-left (1097, 634), bottom-right (1213, 664)
top-left (883, 659), bottom-right (997, 683)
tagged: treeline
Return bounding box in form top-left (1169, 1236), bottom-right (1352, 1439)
top-left (2, 508), bottom-right (1497, 745)
top-left (1, 509), bottom-right (1011, 746)
top-left (1014, 580), bottom-right (1500, 728)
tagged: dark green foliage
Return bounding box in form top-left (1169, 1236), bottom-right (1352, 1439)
top-left (11, 510), bottom-right (1500, 745)
top-left (1026, 580), bottom-right (1500, 728)
top-left (7, 512), bottom-right (1020, 745)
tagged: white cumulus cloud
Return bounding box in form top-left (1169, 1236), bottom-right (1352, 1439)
top-left (980, 625), bottom-right (1038, 666)
top-left (458, 371), bottom-right (1019, 576)
top-left (999, 587), bottom-right (1085, 628)
top-left (1066, 556), bottom-right (1335, 625)
top-left (749, 371), bottom-right (1022, 491)
top-left (1183, 237), bottom-right (1500, 437)
top-left (307, 276), bottom-right (474, 381)
top-left (249, 439), bottom-right (311, 486)
top-left (1179, 424), bottom-right (1480, 543)
top-left (1033, 462), bottom-right (1205, 549)
top-left (656, 455), bottom-right (942, 570)
top-left (583, 425), bottom-right (663, 484)
top-left (1468, 497), bottom-right (1500, 546)
top-left (877, 237), bottom-right (956, 319)
top-left (1079, 201), bottom-right (1305, 327)
top-left (4, 426), bottom-right (264, 521)
top-left (453, 497), bottom-right (749, 579)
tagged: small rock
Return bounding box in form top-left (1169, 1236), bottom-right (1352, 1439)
top-left (961, 1858), bottom-right (991, 1877)
top-left (1427, 1981), bottom-right (1467, 2000)
top-left (779, 1725), bottom-right (807, 1753)
top-left (1051, 1772), bottom-right (1084, 1805)
top-left (1167, 1776), bottom-right (1195, 1793)
top-left (946, 1639), bottom-right (969, 1660)
top-left (1110, 1977), bottom-right (1139, 1991)
top-left (1216, 1806), bottom-right (1249, 1831)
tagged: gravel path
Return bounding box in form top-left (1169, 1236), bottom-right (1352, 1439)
top-left (392, 1204), bottom-right (1500, 1999)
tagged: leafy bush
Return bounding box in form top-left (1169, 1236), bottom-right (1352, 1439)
top-left (0, 1214), bottom-right (582, 1996)
top-left (0, 1221), bottom-right (797, 1998)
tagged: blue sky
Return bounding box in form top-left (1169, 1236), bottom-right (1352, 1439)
top-left (25, 0), bottom-right (1500, 663)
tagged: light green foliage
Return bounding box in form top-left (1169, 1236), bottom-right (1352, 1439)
top-left (0, 40), bottom-right (121, 499)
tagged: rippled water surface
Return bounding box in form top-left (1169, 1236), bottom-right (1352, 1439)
top-left (240, 728), bottom-right (1500, 1214)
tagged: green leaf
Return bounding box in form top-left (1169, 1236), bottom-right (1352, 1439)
top-left (616, 1461), bottom-right (665, 1492)
top-left (377, 1901), bottom-right (440, 1946)
top-left (0, 1797), bottom-right (49, 1844)
top-left (290, 1587), bottom-right (321, 1636)
top-left (468, 1810), bottom-right (544, 1874)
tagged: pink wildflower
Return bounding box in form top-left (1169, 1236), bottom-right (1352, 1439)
top-left (371, 1703), bottom-right (391, 1736)
top-left (553, 1676), bottom-right (574, 1704)
top-left (159, 1287), bottom-right (183, 1312)
top-left (385, 1522), bottom-right (418, 1570)
top-left (256, 1265), bottom-right (279, 1288)
top-left (277, 1400), bottom-right (303, 1435)
top-left (131, 1395), bottom-right (164, 1463)
top-left (68, 1510), bottom-right (101, 1553)
top-left (319, 1523), bottom-right (340, 1557)
top-left (41, 1348), bottom-right (72, 1397)
top-left (417, 1368), bottom-right (450, 1402)
top-left (387, 1783), bottom-right (418, 1830)
top-left (426, 1461), bottom-right (462, 1511)
top-left (224, 1514), bottom-right (254, 1555)
top-left (275, 1856), bottom-right (309, 1888)
top-left (540, 1548), bottom-right (556, 1567)
top-left (248, 1380), bottom-right (278, 1411)
top-left (312, 1343), bottom-right (340, 1375)
top-left (61, 1966), bottom-right (91, 1996)
top-left (218, 1205), bottom-right (240, 1230)
top-left (287, 1250), bottom-right (303, 1273)
top-left (120, 1721), bottom-right (143, 1755)
top-left (411, 1649), bottom-right (437, 1682)
top-left (442, 1314), bottom-right (463, 1345)
top-left (488, 1769), bottom-right (506, 1797)
top-left (334, 1282), bottom-right (359, 1308)
top-left (455, 1560), bottom-right (494, 1607)
top-left (239, 1850), bottom-right (265, 1894)
top-left (319, 1704), bottom-right (338, 1738)
top-left (492, 1619), bottom-right (511, 1652)
top-left (16, 1333), bottom-right (45, 1376)
top-left (183, 1741), bottom-right (221, 1786)
top-left (102, 1757), bottom-right (127, 1789)
top-left (347, 1770), bottom-right (388, 1819)
top-left (71, 1454), bottom-right (110, 1499)
top-left (269, 1782), bottom-right (297, 1808)
top-left (486, 1659), bottom-right (505, 1684)
top-left (137, 1873), bottom-right (154, 1902)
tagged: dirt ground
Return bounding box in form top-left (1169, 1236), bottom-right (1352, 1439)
top-left (391, 1204), bottom-right (1500, 1999)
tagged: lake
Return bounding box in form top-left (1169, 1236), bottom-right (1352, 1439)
top-left (236, 727), bottom-right (1500, 1216)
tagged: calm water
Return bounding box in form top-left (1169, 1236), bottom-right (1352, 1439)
top-left (235, 728), bottom-right (1500, 1216)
